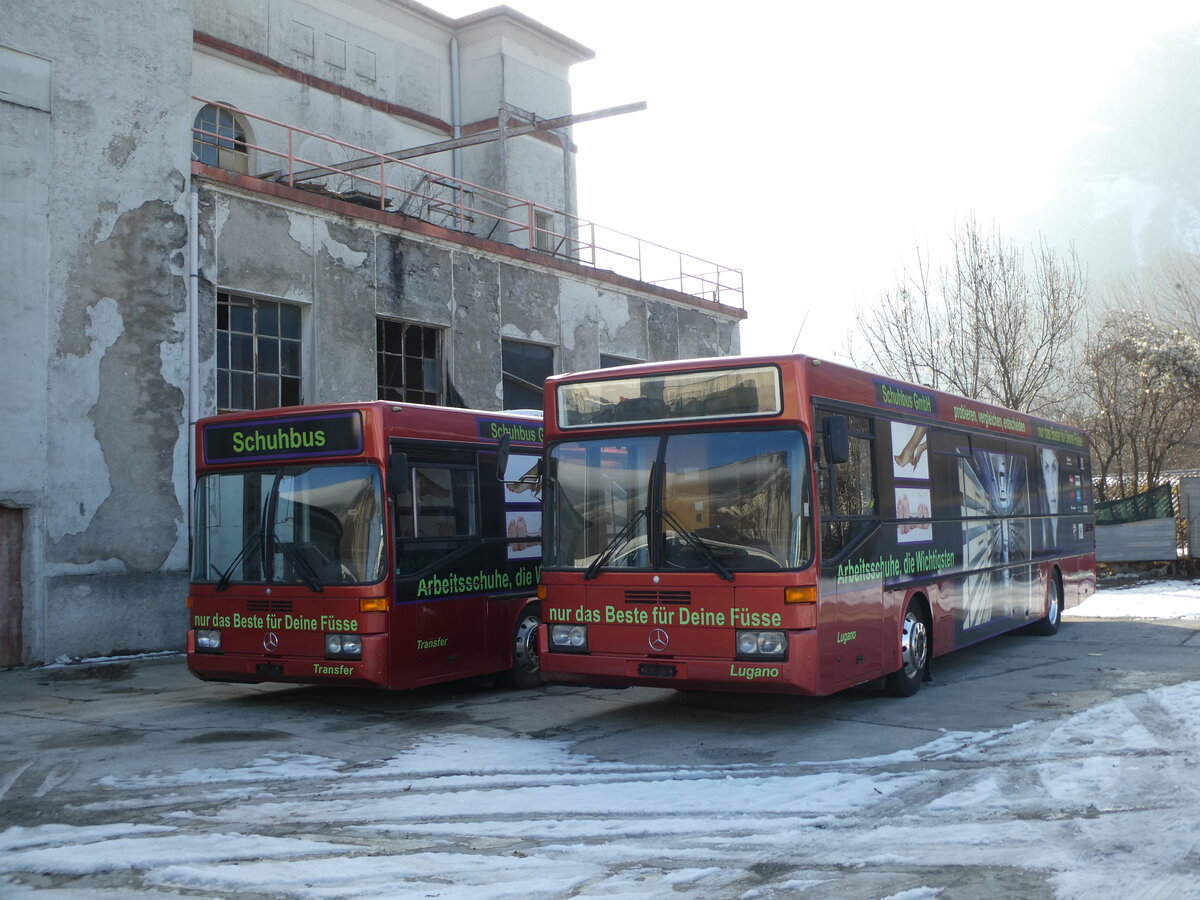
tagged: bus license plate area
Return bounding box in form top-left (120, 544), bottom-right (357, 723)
top-left (255, 663), bottom-right (284, 676)
top-left (636, 662), bottom-right (679, 678)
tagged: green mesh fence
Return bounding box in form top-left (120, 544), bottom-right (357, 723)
top-left (1095, 483), bottom-right (1174, 524)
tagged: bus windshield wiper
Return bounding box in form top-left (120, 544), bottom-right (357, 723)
top-left (215, 529), bottom-right (265, 592)
top-left (660, 509), bottom-right (735, 582)
top-left (583, 508), bottom-right (648, 580)
top-left (275, 540), bottom-right (325, 593)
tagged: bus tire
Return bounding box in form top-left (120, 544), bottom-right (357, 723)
top-left (1026, 570), bottom-right (1063, 636)
top-left (885, 600), bottom-right (930, 698)
top-left (499, 603), bottom-right (542, 689)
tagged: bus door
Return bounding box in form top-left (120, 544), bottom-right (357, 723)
top-left (816, 410), bottom-right (885, 689)
top-left (391, 445), bottom-right (486, 684)
top-left (493, 445), bottom-right (544, 668)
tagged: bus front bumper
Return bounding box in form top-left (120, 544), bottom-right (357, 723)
top-left (186, 631), bottom-right (389, 687)
top-left (537, 629), bottom-right (820, 696)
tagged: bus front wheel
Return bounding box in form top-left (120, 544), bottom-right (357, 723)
top-left (885, 602), bottom-right (930, 698)
top-left (499, 603), bottom-right (542, 689)
top-left (1026, 571), bottom-right (1063, 636)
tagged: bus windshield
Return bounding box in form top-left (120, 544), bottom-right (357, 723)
top-left (547, 429), bottom-right (812, 573)
top-left (192, 463), bottom-right (387, 587)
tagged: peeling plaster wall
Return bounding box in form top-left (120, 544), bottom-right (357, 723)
top-left (0, 50), bottom-right (52, 666)
top-left (313, 219), bottom-right (377, 399)
top-left (499, 264), bottom-right (561, 348)
top-left (4, 0), bottom-right (193, 663)
top-left (201, 187), bottom-right (741, 416)
top-left (449, 253), bottom-right (504, 408)
top-left (1, 86), bottom-right (50, 498)
top-left (52, 201), bottom-right (189, 571)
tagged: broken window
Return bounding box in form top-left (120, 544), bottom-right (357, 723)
top-left (192, 104), bottom-right (249, 173)
top-left (217, 293), bottom-right (303, 412)
top-left (502, 339), bottom-right (553, 410)
top-left (376, 319), bottom-right (443, 405)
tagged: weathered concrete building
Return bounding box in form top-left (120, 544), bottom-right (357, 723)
top-left (0, 0), bottom-right (744, 665)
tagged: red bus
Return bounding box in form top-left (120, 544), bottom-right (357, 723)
top-left (536, 355), bottom-right (1095, 697)
top-left (187, 401), bottom-right (545, 690)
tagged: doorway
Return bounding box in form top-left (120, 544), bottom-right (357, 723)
top-left (0, 507), bottom-right (23, 666)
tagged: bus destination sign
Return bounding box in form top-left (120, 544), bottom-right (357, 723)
top-left (477, 417), bottom-right (543, 446)
top-left (203, 411), bottom-right (364, 464)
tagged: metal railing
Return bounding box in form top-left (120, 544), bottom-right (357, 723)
top-left (191, 98), bottom-right (743, 310)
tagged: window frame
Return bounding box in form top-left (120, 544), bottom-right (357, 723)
top-left (192, 104), bottom-right (250, 173)
top-left (376, 318), bottom-right (444, 405)
top-left (216, 292), bottom-right (303, 413)
top-left (533, 210), bottom-right (556, 253)
top-left (502, 339), bottom-right (554, 411)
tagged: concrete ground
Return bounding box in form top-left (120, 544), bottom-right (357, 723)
top-left (2, 615), bottom-right (1199, 898)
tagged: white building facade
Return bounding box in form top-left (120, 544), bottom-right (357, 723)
top-left (0, 0), bottom-right (744, 665)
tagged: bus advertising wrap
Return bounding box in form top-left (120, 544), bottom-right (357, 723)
top-left (825, 414), bottom-right (1092, 647)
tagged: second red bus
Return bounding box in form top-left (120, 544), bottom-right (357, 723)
top-left (536, 355), bottom-right (1095, 697)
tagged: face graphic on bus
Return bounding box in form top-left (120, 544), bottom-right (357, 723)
top-left (1041, 448), bottom-right (1059, 514)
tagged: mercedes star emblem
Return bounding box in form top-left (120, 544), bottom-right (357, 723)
top-left (263, 631), bottom-right (280, 652)
top-left (648, 628), bottom-right (670, 652)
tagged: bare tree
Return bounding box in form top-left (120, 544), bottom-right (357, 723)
top-left (856, 218), bottom-right (1087, 413)
top-left (1135, 250), bottom-right (1200, 343)
top-left (1077, 251), bottom-right (1200, 500)
top-left (1079, 309), bottom-right (1200, 499)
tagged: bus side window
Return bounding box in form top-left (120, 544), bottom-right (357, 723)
top-left (817, 411), bottom-right (878, 560)
top-left (394, 468), bottom-right (415, 539)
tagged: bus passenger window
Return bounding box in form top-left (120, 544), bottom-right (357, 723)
top-left (835, 432), bottom-right (875, 518)
top-left (394, 463), bottom-right (479, 575)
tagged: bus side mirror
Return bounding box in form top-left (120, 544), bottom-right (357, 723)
top-left (823, 415), bottom-right (850, 465)
top-left (495, 434), bottom-right (511, 481)
top-left (387, 450), bottom-right (409, 495)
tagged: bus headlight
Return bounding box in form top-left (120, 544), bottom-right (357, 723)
top-left (195, 629), bottom-right (222, 653)
top-left (325, 634), bottom-right (362, 659)
top-left (736, 630), bottom-right (786, 660)
top-left (550, 624), bottom-right (588, 652)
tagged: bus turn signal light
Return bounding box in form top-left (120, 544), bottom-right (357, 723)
top-left (537, 584), bottom-right (548, 600)
top-left (359, 596), bottom-right (388, 613)
top-left (785, 586), bottom-right (816, 604)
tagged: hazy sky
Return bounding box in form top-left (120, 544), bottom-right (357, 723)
top-left (432, 1), bottom-right (1200, 359)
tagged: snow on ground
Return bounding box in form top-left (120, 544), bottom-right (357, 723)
top-left (1066, 578), bottom-right (1200, 620)
top-left (2, 583), bottom-right (1199, 899)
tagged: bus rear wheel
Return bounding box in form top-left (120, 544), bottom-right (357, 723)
top-left (885, 603), bottom-right (929, 698)
top-left (499, 604), bottom-right (542, 689)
